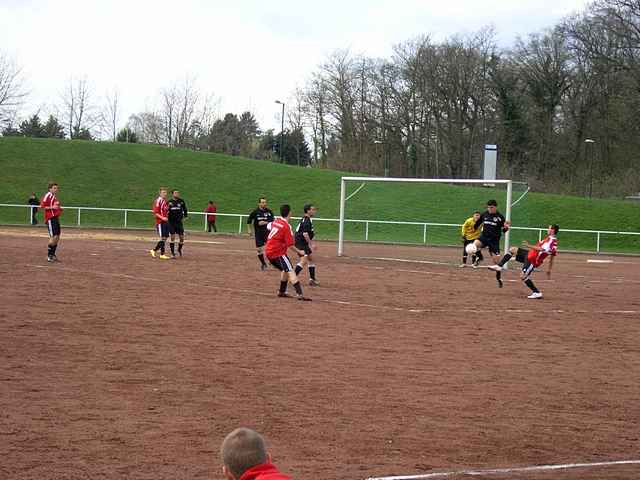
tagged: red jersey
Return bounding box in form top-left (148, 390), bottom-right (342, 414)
top-left (528, 235), bottom-right (558, 268)
top-left (152, 196), bottom-right (168, 225)
top-left (40, 191), bottom-right (62, 222)
top-left (265, 217), bottom-right (294, 259)
top-left (239, 463), bottom-right (291, 480)
top-left (205, 204), bottom-right (217, 221)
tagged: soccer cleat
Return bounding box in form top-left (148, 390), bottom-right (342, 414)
top-left (178, 251), bottom-right (182, 257)
top-left (171, 254), bottom-right (177, 259)
top-left (473, 258), bottom-right (481, 267)
top-left (277, 291), bottom-right (291, 298)
top-left (47, 255), bottom-right (54, 263)
top-left (488, 265), bottom-right (502, 272)
top-left (309, 279), bottom-right (319, 286)
top-left (261, 264), bottom-right (268, 271)
top-left (297, 295), bottom-right (312, 302)
top-left (159, 254), bottom-right (171, 260)
top-left (458, 263), bottom-right (466, 268)
top-left (52, 255), bottom-right (59, 262)
top-left (527, 292), bottom-right (543, 299)
top-left (497, 278), bottom-right (503, 288)
top-left (149, 249), bottom-right (157, 258)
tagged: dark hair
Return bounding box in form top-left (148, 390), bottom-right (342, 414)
top-left (221, 428), bottom-right (268, 480)
top-left (172, 189), bottom-right (179, 194)
top-left (258, 197), bottom-right (266, 203)
top-left (473, 210), bottom-right (481, 215)
top-left (303, 203), bottom-right (314, 213)
top-left (487, 199), bottom-right (497, 207)
top-left (551, 224), bottom-right (560, 234)
top-left (280, 204), bottom-right (291, 217)
top-left (208, 200), bottom-right (213, 204)
top-left (48, 182), bottom-right (58, 190)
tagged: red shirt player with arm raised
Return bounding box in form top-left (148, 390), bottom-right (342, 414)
top-left (489, 224), bottom-right (559, 299)
top-left (264, 204), bottom-right (311, 301)
top-left (149, 187), bottom-right (171, 259)
top-left (40, 182), bottom-right (63, 262)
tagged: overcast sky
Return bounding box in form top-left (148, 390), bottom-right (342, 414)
top-left (1, 0), bottom-right (592, 133)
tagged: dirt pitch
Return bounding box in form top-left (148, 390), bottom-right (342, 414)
top-left (1, 226), bottom-right (639, 480)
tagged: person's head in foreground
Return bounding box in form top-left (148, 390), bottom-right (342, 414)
top-left (220, 427), bottom-right (291, 480)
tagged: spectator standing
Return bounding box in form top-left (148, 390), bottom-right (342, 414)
top-left (205, 200), bottom-right (217, 233)
top-left (28, 192), bottom-right (39, 225)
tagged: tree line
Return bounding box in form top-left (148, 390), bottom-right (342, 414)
top-left (0, 70), bottom-right (312, 166)
top-left (293, 0), bottom-right (639, 197)
top-left (1, 0), bottom-right (638, 196)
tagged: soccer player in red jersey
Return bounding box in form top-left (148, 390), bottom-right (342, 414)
top-left (265, 204), bottom-right (311, 301)
top-left (489, 224), bottom-right (559, 299)
top-left (40, 182), bottom-right (63, 262)
top-left (149, 187), bottom-right (171, 260)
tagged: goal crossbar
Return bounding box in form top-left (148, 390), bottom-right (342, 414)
top-left (338, 177), bottom-right (513, 257)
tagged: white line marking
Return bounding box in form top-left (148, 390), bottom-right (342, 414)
top-left (366, 459), bottom-right (640, 480)
top-left (23, 264), bottom-right (639, 316)
top-left (357, 256), bottom-right (454, 267)
top-left (587, 259), bottom-right (614, 263)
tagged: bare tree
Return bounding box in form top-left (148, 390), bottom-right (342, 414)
top-left (102, 87), bottom-right (120, 141)
top-left (512, 29), bottom-right (572, 176)
top-left (59, 77), bottom-right (99, 139)
top-left (0, 51), bottom-right (28, 126)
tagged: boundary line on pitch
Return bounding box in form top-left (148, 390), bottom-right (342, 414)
top-left (366, 459), bottom-right (640, 480)
top-left (24, 264), bottom-right (639, 316)
top-left (355, 256), bottom-right (640, 284)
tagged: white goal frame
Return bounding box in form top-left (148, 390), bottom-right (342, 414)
top-left (337, 177), bottom-right (513, 257)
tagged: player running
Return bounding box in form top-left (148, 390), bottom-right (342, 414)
top-left (167, 189), bottom-right (188, 257)
top-left (460, 210), bottom-right (484, 268)
top-left (40, 182), bottom-right (63, 262)
top-left (149, 187), bottom-right (171, 260)
top-left (265, 204), bottom-right (311, 301)
top-left (489, 224), bottom-right (559, 299)
top-left (247, 197), bottom-right (275, 270)
top-left (470, 199), bottom-right (511, 287)
top-left (294, 203), bottom-right (319, 286)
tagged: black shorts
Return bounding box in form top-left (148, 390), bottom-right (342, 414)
top-left (515, 248), bottom-right (529, 263)
top-left (168, 221), bottom-right (184, 235)
top-left (255, 232), bottom-right (268, 248)
top-left (156, 222), bottom-right (169, 238)
top-left (268, 255), bottom-right (293, 272)
top-left (478, 234), bottom-right (500, 255)
top-left (295, 240), bottom-right (312, 256)
top-left (515, 248), bottom-right (535, 279)
top-left (47, 217), bottom-right (61, 237)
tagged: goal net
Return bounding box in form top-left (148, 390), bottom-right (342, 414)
top-left (337, 177), bottom-right (531, 262)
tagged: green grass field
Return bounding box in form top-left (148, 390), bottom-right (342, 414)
top-left (2, 137), bottom-right (639, 253)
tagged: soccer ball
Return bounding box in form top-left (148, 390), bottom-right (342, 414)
top-left (465, 242), bottom-right (478, 255)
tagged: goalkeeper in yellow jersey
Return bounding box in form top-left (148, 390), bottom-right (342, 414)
top-left (460, 211), bottom-right (484, 267)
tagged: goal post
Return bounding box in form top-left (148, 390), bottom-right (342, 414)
top-left (337, 176), bottom-right (513, 257)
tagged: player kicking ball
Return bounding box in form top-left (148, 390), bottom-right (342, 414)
top-left (468, 199), bottom-right (511, 287)
top-left (265, 204), bottom-right (312, 301)
top-left (488, 224), bottom-right (559, 299)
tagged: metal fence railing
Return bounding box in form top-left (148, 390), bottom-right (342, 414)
top-left (2, 203), bottom-right (639, 255)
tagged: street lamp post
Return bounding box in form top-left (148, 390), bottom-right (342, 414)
top-left (585, 138), bottom-right (595, 198)
top-left (275, 100), bottom-right (285, 162)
